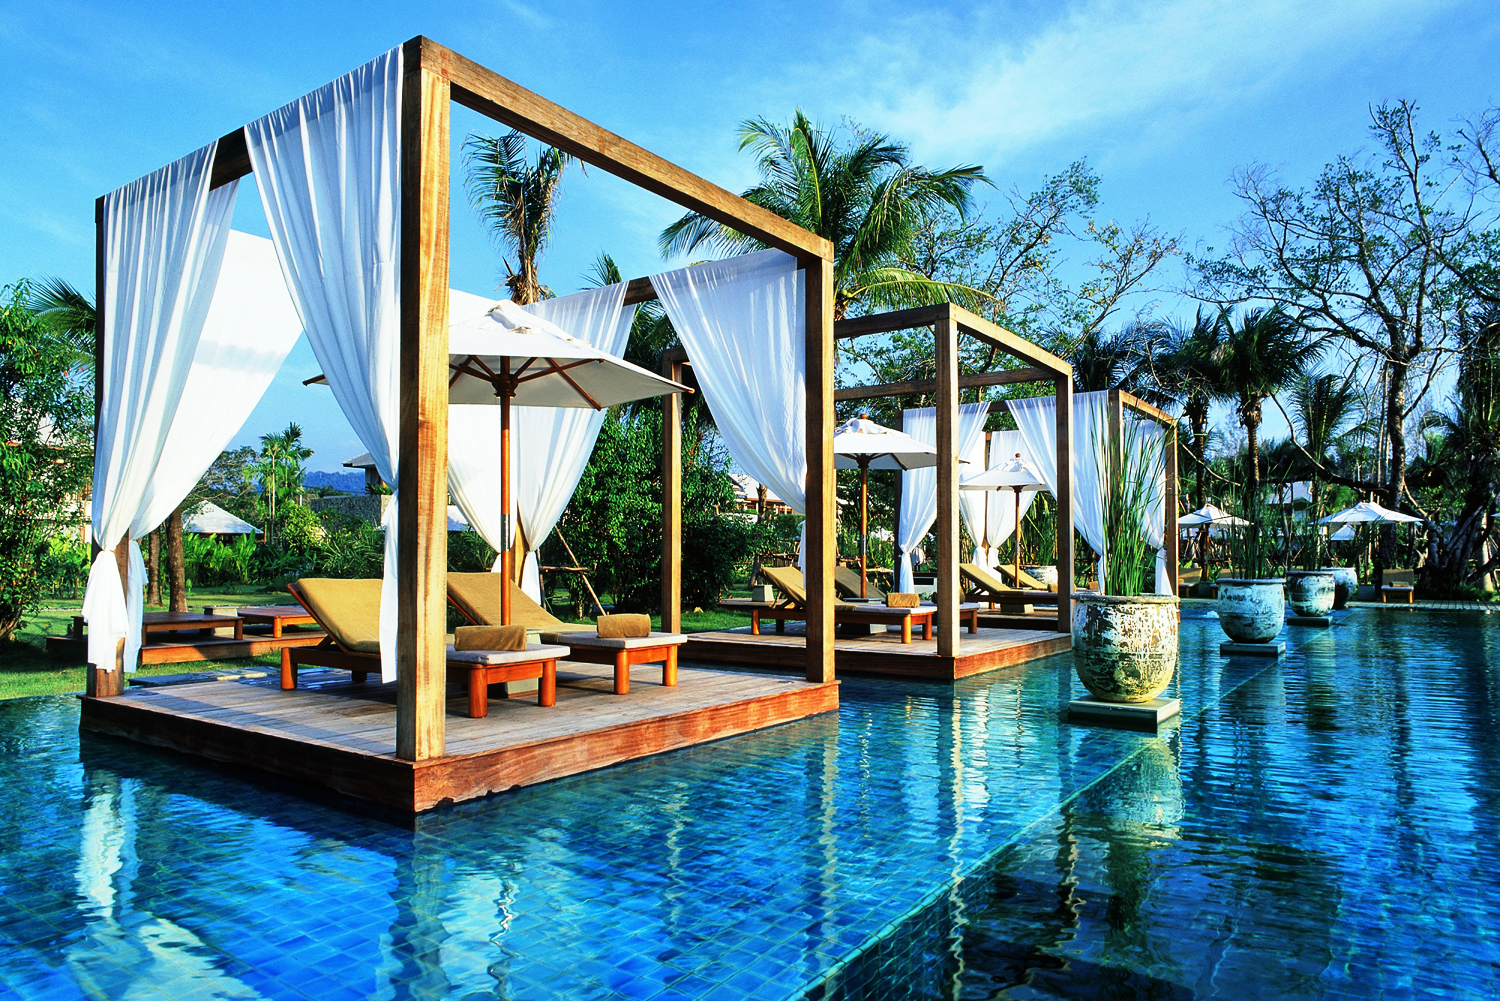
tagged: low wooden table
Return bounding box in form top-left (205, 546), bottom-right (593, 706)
top-left (143, 611), bottom-right (242, 642)
top-left (556, 632), bottom-right (686, 694)
top-left (1380, 585), bottom-right (1415, 604)
top-left (227, 605), bottom-right (319, 638)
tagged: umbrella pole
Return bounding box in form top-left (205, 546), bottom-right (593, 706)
top-left (501, 373), bottom-right (513, 626)
top-left (860, 459), bottom-right (869, 599)
top-left (1014, 488), bottom-right (1022, 589)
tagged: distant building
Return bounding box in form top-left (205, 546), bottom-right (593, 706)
top-left (728, 473), bottom-right (791, 516)
top-left (343, 451), bottom-right (385, 492)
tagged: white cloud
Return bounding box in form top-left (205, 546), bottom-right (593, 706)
top-left (830, 0), bottom-right (1456, 162)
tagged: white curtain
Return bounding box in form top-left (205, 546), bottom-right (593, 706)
top-left (653, 249), bottom-right (806, 525)
top-left (447, 284), bottom-right (633, 599)
top-left (82, 141), bottom-right (236, 673)
top-left (1138, 421), bottom-right (1170, 594)
top-left (136, 233), bottom-right (304, 534)
top-left (246, 47), bottom-right (403, 679)
top-left (896, 402), bottom-right (989, 591)
top-left (963, 429), bottom-right (1039, 569)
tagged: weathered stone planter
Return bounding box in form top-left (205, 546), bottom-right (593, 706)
top-left (1216, 578), bottom-right (1285, 643)
top-left (1071, 594), bottom-right (1180, 703)
top-left (1286, 570), bottom-right (1336, 617)
top-left (1027, 565), bottom-right (1059, 588)
top-left (1319, 567), bottom-right (1357, 610)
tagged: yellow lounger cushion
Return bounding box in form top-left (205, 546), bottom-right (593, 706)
top-left (292, 578), bottom-right (382, 654)
top-left (447, 572), bottom-right (568, 630)
top-left (454, 624), bottom-right (527, 651)
top-left (885, 592), bottom-right (920, 608)
top-left (596, 613), bottom-right (651, 638)
top-left (833, 565), bottom-right (887, 601)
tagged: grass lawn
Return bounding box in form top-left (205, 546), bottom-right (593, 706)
top-left (0, 586), bottom-right (754, 702)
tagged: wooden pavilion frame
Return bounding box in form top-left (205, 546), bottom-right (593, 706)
top-left (88, 36), bottom-right (839, 765)
top-left (830, 304), bottom-right (1076, 641)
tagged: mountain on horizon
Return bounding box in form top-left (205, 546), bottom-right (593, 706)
top-left (304, 469), bottom-right (365, 494)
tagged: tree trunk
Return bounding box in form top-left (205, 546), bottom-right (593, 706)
top-left (146, 529), bottom-right (161, 606)
top-left (166, 504), bottom-right (187, 613)
top-left (1376, 357), bottom-right (1410, 583)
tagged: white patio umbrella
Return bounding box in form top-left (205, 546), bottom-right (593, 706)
top-left (1318, 500), bottom-right (1422, 526)
top-left (448, 301), bottom-right (689, 623)
top-left (1326, 524), bottom-right (1356, 542)
top-left (962, 453), bottom-right (1048, 590)
top-left (832, 415), bottom-right (939, 597)
top-left (1178, 503), bottom-right (1249, 528)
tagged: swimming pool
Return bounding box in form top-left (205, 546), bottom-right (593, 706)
top-left (1, 608), bottom-right (1496, 999)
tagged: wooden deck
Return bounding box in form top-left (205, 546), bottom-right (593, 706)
top-left (78, 662), bottom-right (839, 812)
top-left (682, 623), bottom-right (1070, 680)
top-left (47, 629), bottom-right (328, 665)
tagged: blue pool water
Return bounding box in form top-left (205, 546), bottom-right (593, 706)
top-left (1, 608), bottom-right (1498, 999)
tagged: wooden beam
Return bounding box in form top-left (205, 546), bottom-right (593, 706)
top-left (424, 37), bottom-right (832, 262)
top-left (661, 356), bottom-right (682, 634)
top-left (1055, 377), bottom-right (1074, 635)
top-left (1117, 388), bottom-right (1176, 428)
top-left (623, 276), bottom-right (657, 306)
top-left (934, 315), bottom-right (960, 658)
top-left (395, 51), bottom-right (450, 763)
top-left (209, 128), bottom-right (251, 190)
top-left (832, 304), bottom-right (1072, 381)
top-left (835, 367), bottom-right (1051, 403)
top-left (803, 257), bottom-right (836, 684)
top-left (834, 305), bottom-right (948, 341)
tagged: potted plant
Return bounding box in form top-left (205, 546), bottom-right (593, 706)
top-left (1216, 490), bottom-right (1285, 643)
top-left (1284, 515), bottom-right (1336, 617)
top-left (1072, 422), bottom-right (1179, 703)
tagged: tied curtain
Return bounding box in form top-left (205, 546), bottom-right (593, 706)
top-left (652, 249), bottom-right (806, 550)
top-left (246, 46), bottom-right (404, 679)
top-left (895, 402), bottom-right (990, 592)
top-left (1008, 391), bottom-right (1170, 595)
top-left (447, 283), bottom-right (633, 600)
top-left (960, 429), bottom-right (1039, 570)
top-left (83, 142), bottom-right (236, 672)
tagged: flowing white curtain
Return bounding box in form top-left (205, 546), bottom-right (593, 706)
top-left (653, 250), bottom-right (806, 527)
top-left (82, 141), bottom-right (236, 673)
top-left (962, 429), bottom-right (1039, 568)
top-left (895, 402), bottom-right (989, 591)
top-left (447, 283), bottom-right (633, 599)
top-left (1138, 421), bottom-right (1170, 594)
top-left (135, 233), bottom-right (304, 534)
top-left (246, 47), bottom-right (403, 679)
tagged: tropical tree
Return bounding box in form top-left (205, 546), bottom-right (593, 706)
top-left (464, 130), bottom-right (575, 305)
top-left (1287, 372), bottom-right (1365, 563)
top-left (1210, 308), bottom-right (1323, 514)
top-left (660, 110), bottom-right (990, 319)
top-left (1142, 309), bottom-right (1224, 512)
top-left (251, 423), bottom-right (313, 548)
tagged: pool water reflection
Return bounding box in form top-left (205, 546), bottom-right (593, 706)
top-left (0, 608), bottom-right (1496, 999)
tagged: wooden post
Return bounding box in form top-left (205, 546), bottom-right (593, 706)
top-left (803, 257), bottom-right (835, 683)
top-left (893, 411), bottom-right (904, 584)
top-left (934, 311), bottom-right (959, 657)
top-left (661, 356), bottom-right (682, 633)
top-left (1166, 420), bottom-right (1179, 595)
top-left (395, 46), bottom-right (450, 763)
top-left (1055, 377), bottom-right (1074, 634)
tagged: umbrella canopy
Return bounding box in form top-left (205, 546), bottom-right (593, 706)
top-left (831, 416), bottom-right (939, 471)
top-left (447, 301), bottom-right (688, 623)
top-left (1326, 524), bottom-right (1356, 541)
top-left (448, 301), bottom-right (687, 407)
top-left (1179, 503), bottom-right (1249, 527)
top-left (961, 452), bottom-right (1047, 492)
top-left (1319, 500), bottom-right (1422, 526)
top-left (831, 415), bottom-right (940, 598)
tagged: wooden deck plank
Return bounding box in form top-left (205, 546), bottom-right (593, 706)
top-left (78, 662), bottom-right (839, 812)
top-left (47, 631), bottom-right (327, 665)
top-left (681, 625), bottom-right (1070, 681)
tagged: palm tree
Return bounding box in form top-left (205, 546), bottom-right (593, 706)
top-left (1146, 309), bottom-right (1225, 512)
top-left (1211, 307), bottom-right (1323, 513)
top-left (252, 423), bottom-right (313, 548)
top-left (659, 110), bottom-right (990, 319)
top-left (1068, 322), bottom-right (1156, 393)
top-left (1289, 372), bottom-right (1364, 564)
top-left (464, 131), bottom-right (575, 305)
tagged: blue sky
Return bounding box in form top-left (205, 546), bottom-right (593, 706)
top-left (4, 0), bottom-right (1498, 471)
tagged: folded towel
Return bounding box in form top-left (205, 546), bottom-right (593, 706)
top-left (454, 624), bottom-right (527, 651)
top-left (885, 592), bottom-right (920, 608)
top-left (597, 613), bottom-right (650, 638)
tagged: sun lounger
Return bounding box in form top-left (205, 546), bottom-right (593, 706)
top-left (959, 563), bottom-right (1059, 606)
top-left (1381, 569), bottom-right (1416, 604)
top-left (833, 565), bottom-right (887, 602)
top-left (284, 578), bottom-right (566, 717)
top-left (991, 564), bottom-right (1053, 592)
top-left (756, 566), bottom-right (976, 642)
top-left (449, 572), bottom-right (688, 690)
